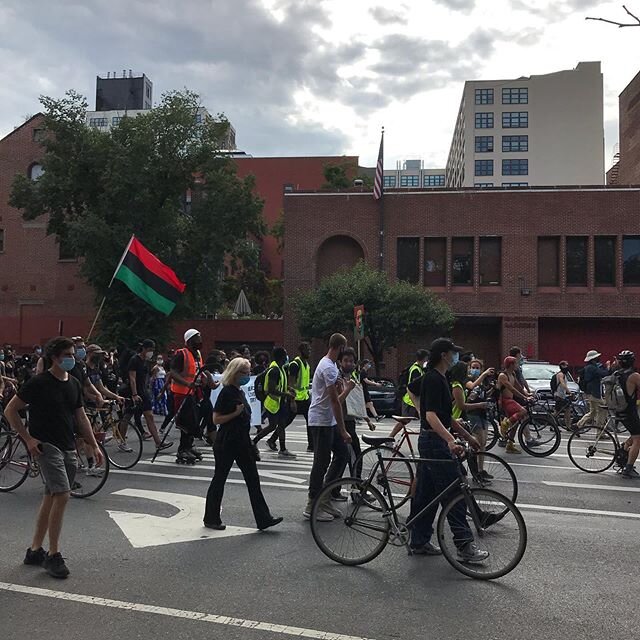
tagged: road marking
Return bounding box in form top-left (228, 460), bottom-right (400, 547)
top-left (0, 582), bottom-right (375, 640)
top-left (517, 502), bottom-right (640, 519)
top-left (542, 481), bottom-right (640, 493)
top-left (107, 489), bottom-right (257, 548)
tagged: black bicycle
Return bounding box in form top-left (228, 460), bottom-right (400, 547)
top-left (310, 435), bottom-right (527, 580)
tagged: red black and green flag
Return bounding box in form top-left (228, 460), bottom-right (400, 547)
top-left (110, 236), bottom-right (186, 315)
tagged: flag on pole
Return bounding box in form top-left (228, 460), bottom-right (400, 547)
top-left (373, 127), bottom-right (384, 200)
top-left (110, 236), bottom-right (186, 316)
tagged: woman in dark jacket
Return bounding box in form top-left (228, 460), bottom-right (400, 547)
top-left (203, 357), bottom-right (282, 531)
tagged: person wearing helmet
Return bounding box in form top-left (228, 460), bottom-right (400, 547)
top-left (576, 349), bottom-right (609, 430)
top-left (497, 356), bottom-right (535, 453)
top-left (614, 350), bottom-right (640, 479)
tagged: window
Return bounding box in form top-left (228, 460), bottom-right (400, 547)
top-left (623, 236), bottom-right (640, 285)
top-left (89, 117), bottom-right (108, 127)
top-left (32, 128), bottom-right (46, 142)
top-left (475, 136), bottom-right (494, 153)
top-left (474, 182), bottom-right (494, 187)
top-left (595, 236), bottom-right (616, 286)
top-left (501, 182), bottom-right (528, 187)
top-left (452, 237), bottom-right (474, 286)
top-left (112, 116), bottom-right (121, 126)
top-left (283, 183), bottom-right (294, 192)
top-left (195, 113), bottom-right (202, 124)
top-left (397, 238), bottom-right (420, 284)
top-left (502, 159), bottom-right (528, 175)
top-left (502, 112), bottom-right (528, 128)
top-left (29, 164), bottom-right (44, 181)
top-left (566, 236), bottom-right (588, 287)
top-left (424, 237), bottom-right (446, 287)
top-left (57, 235), bottom-right (77, 261)
top-left (479, 237), bottom-right (501, 285)
top-left (146, 85), bottom-right (151, 98)
top-left (0, 229), bottom-right (4, 252)
top-left (475, 160), bottom-right (493, 176)
top-left (383, 175), bottom-right (397, 188)
top-left (538, 237), bottom-right (560, 287)
top-left (475, 112), bottom-right (494, 129)
top-left (502, 87), bottom-right (528, 104)
top-left (502, 135), bottom-right (528, 152)
top-left (475, 88), bottom-right (494, 105)
top-left (423, 174), bottom-right (445, 187)
top-left (400, 175), bottom-right (419, 187)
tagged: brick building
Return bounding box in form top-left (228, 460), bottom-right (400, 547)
top-left (616, 69), bottom-right (640, 185)
top-left (282, 186), bottom-right (640, 375)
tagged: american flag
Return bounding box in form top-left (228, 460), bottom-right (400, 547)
top-left (373, 128), bottom-right (384, 200)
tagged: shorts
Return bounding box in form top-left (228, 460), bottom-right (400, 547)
top-left (467, 412), bottom-right (489, 432)
top-left (401, 403), bottom-right (419, 418)
top-left (554, 397), bottom-right (571, 412)
top-left (620, 410), bottom-right (640, 436)
top-left (501, 398), bottom-right (524, 421)
top-left (38, 442), bottom-right (77, 495)
top-left (138, 391), bottom-right (152, 413)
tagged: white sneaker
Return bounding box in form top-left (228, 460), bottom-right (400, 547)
top-left (118, 443), bottom-right (133, 453)
top-left (87, 466), bottom-right (104, 477)
top-left (320, 501), bottom-right (342, 518)
top-left (303, 509), bottom-right (333, 521)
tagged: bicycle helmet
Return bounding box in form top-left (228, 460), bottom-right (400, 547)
top-left (617, 350), bottom-right (635, 367)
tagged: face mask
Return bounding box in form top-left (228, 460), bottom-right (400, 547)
top-left (470, 368), bottom-right (481, 379)
top-left (519, 357), bottom-right (525, 366)
top-left (157, 359), bottom-right (164, 366)
top-left (75, 348), bottom-right (86, 360)
top-left (0, 354), bottom-right (4, 361)
top-left (239, 375), bottom-right (251, 386)
top-left (145, 351), bottom-right (154, 360)
top-left (35, 348), bottom-right (42, 355)
top-left (60, 356), bottom-right (76, 371)
top-left (448, 352), bottom-right (459, 369)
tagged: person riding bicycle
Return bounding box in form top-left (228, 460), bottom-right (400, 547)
top-left (552, 361), bottom-right (574, 432)
top-left (497, 356), bottom-right (535, 454)
top-left (464, 358), bottom-right (495, 470)
top-left (613, 350), bottom-right (640, 479)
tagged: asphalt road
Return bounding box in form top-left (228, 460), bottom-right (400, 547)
top-left (1, 417), bottom-right (639, 640)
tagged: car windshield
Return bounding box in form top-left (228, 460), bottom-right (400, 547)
top-left (522, 363), bottom-right (574, 382)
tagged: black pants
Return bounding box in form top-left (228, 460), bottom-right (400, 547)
top-left (204, 432), bottom-right (272, 528)
top-left (296, 398), bottom-right (312, 448)
top-left (160, 391), bottom-right (175, 431)
top-left (254, 406), bottom-right (290, 450)
top-left (308, 426), bottom-right (349, 499)
top-left (345, 421), bottom-right (363, 478)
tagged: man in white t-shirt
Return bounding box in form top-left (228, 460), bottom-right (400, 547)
top-left (303, 333), bottom-right (352, 520)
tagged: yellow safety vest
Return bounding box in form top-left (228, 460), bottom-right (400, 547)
top-left (292, 357), bottom-right (310, 401)
top-left (451, 381), bottom-right (465, 420)
top-left (264, 361), bottom-right (287, 414)
top-left (402, 363), bottom-right (423, 408)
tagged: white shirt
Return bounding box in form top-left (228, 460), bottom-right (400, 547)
top-left (308, 356), bottom-right (339, 426)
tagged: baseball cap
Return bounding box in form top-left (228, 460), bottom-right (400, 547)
top-left (184, 328), bottom-right (201, 344)
top-left (86, 344), bottom-right (106, 355)
top-left (429, 338), bottom-right (464, 357)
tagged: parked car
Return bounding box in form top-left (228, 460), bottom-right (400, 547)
top-left (521, 361), bottom-right (580, 395)
top-left (367, 378), bottom-right (398, 417)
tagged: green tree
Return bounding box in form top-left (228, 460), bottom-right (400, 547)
top-left (292, 261), bottom-right (454, 373)
top-left (10, 89), bottom-right (265, 347)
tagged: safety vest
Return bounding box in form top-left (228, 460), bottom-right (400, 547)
top-left (351, 370), bottom-right (361, 385)
top-left (402, 363), bottom-right (423, 408)
top-left (264, 361), bottom-right (287, 414)
top-left (170, 348), bottom-right (199, 395)
top-left (451, 381), bottom-right (465, 420)
top-left (292, 356), bottom-right (310, 401)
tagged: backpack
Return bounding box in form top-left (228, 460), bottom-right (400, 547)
top-left (550, 373), bottom-right (559, 394)
top-left (602, 371), bottom-right (629, 412)
top-left (396, 366), bottom-right (411, 400)
top-left (578, 367), bottom-right (588, 392)
top-left (254, 369), bottom-right (269, 403)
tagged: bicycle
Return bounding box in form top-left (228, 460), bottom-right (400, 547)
top-left (567, 411), bottom-right (632, 473)
top-left (0, 420), bottom-right (109, 497)
top-left (355, 416), bottom-right (518, 508)
top-left (310, 435), bottom-right (527, 580)
top-left (87, 399), bottom-right (143, 470)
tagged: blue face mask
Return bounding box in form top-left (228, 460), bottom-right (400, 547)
top-left (469, 368), bottom-right (481, 379)
top-left (0, 354), bottom-right (4, 361)
top-left (448, 352), bottom-right (460, 369)
top-left (60, 357), bottom-right (76, 371)
top-left (239, 375), bottom-right (251, 386)
top-left (76, 348), bottom-right (86, 360)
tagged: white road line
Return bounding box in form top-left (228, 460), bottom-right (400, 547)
top-left (143, 460), bottom-right (309, 482)
top-left (0, 582), bottom-right (375, 640)
top-left (517, 503), bottom-right (640, 519)
top-left (542, 481), bottom-right (640, 493)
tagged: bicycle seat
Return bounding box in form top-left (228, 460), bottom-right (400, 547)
top-left (362, 435), bottom-right (395, 447)
top-left (391, 415), bottom-right (414, 424)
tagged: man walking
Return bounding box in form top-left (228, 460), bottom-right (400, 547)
top-left (5, 337), bottom-right (104, 578)
top-left (401, 349), bottom-right (429, 417)
top-left (288, 342), bottom-right (313, 451)
top-left (303, 333), bottom-right (351, 520)
top-left (577, 349), bottom-right (609, 430)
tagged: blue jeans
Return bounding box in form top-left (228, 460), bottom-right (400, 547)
top-left (409, 431), bottom-right (473, 549)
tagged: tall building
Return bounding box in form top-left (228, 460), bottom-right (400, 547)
top-left (614, 69), bottom-right (640, 185)
top-left (446, 61), bottom-right (604, 188)
top-left (95, 71), bottom-right (153, 111)
top-left (383, 161), bottom-right (446, 189)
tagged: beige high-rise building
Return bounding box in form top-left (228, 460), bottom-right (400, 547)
top-left (445, 61), bottom-right (604, 188)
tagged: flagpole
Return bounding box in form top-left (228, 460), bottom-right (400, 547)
top-left (378, 127), bottom-right (385, 271)
top-left (87, 234), bottom-right (135, 340)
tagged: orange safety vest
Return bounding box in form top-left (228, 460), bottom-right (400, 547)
top-left (170, 348), bottom-right (199, 395)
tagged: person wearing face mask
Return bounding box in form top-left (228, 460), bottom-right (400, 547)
top-left (406, 338), bottom-right (487, 561)
top-left (551, 361), bottom-right (574, 432)
top-left (401, 350), bottom-right (430, 418)
top-left (464, 359), bottom-right (495, 470)
top-left (85, 344), bottom-right (125, 407)
top-left (151, 355), bottom-right (168, 416)
top-left (127, 339), bottom-right (170, 452)
top-left (5, 336), bottom-right (104, 579)
top-left (203, 357), bottom-right (283, 531)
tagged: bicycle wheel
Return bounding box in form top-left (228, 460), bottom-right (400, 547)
top-left (355, 446), bottom-right (414, 510)
top-left (567, 427), bottom-right (616, 473)
top-left (437, 488), bottom-right (527, 580)
top-left (484, 419), bottom-right (499, 451)
top-left (467, 451), bottom-right (518, 505)
top-left (0, 431), bottom-right (31, 492)
top-left (104, 419), bottom-right (143, 469)
top-left (310, 478), bottom-right (390, 566)
top-left (71, 442), bottom-right (109, 498)
top-left (518, 416), bottom-right (561, 457)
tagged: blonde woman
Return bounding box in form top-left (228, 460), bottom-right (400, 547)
top-left (203, 357), bottom-right (282, 531)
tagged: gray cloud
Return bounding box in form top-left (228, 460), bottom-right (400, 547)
top-left (369, 6), bottom-right (408, 25)
top-left (433, 0), bottom-right (476, 13)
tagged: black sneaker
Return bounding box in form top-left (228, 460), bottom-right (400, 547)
top-left (266, 440), bottom-right (277, 452)
top-left (203, 521), bottom-right (226, 531)
top-left (258, 516), bottom-right (283, 531)
top-left (23, 547), bottom-right (46, 566)
top-left (43, 552), bottom-right (70, 579)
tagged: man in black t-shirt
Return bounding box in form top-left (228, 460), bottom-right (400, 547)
top-left (5, 336), bottom-right (104, 579)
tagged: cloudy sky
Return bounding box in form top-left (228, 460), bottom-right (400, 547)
top-left (0, 0), bottom-right (638, 169)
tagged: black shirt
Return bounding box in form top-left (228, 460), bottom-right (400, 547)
top-left (213, 385), bottom-right (251, 434)
top-left (127, 354), bottom-right (149, 395)
top-left (417, 368), bottom-right (453, 431)
top-left (18, 372), bottom-right (83, 451)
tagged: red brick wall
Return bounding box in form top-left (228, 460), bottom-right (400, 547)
top-left (172, 319), bottom-right (283, 352)
top-left (618, 70), bottom-right (640, 185)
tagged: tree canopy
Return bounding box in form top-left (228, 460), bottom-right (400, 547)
top-left (10, 89), bottom-right (266, 346)
top-left (292, 261), bottom-right (454, 372)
